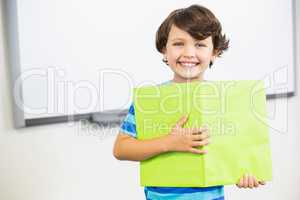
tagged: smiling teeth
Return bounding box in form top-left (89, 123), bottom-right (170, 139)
top-left (180, 62), bottom-right (198, 67)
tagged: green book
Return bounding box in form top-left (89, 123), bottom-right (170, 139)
top-left (133, 80), bottom-right (272, 187)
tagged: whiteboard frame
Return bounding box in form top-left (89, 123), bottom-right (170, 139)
top-left (3, 0), bottom-right (297, 128)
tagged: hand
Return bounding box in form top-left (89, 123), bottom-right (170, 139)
top-left (163, 115), bottom-right (210, 154)
top-left (236, 174), bottom-right (266, 188)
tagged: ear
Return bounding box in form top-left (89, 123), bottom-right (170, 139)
top-left (161, 47), bottom-right (169, 65)
top-left (211, 49), bottom-right (219, 62)
top-left (162, 47), bottom-right (167, 59)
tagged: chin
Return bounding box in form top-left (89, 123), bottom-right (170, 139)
top-left (176, 73), bottom-right (202, 81)
top-left (178, 70), bottom-right (203, 79)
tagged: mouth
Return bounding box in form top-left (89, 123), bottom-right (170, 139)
top-left (177, 61), bottom-right (200, 68)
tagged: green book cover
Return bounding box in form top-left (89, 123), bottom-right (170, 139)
top-left (134, 80), bottom-right (272, 187)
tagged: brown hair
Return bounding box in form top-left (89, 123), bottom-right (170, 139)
top-left (156, 4), bottom-right (229, 60)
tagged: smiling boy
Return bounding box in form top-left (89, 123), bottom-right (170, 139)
top-left (113, 5), bottom-right (265, 200)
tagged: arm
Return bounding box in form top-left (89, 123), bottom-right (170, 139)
top-left (113, 132), bottom-right (169, 161)
top-left (113, 115), bottom-right (209, 161)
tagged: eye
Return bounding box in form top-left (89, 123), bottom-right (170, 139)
top-left (196, 43), bottom-right (206, 48)
top-left (173, 42), bottom-right (184, 46)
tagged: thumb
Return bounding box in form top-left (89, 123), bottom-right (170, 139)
top-left (258, 180), bottom-right (266, 185)
top-left (175, 114), bottom-right (189, 128)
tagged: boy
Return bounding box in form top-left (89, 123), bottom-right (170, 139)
top-left (113, 4), bottom-right (265, 200)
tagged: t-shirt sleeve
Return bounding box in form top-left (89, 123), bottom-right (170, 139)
top-left (119, 103), bottom-right (137, 138)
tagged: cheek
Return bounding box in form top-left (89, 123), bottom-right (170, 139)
top-left (196, 51), bottom-right (212, 62)
top-left (169, 55), bottom-right (179, 63)
top-left (166, 49), bottom-right (181, 61)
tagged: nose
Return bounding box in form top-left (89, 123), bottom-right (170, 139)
top-left (182, 45), bottom-right (196, 58)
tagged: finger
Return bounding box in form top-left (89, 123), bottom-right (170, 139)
top-left (186, 127), bottom-right (197, 135)
top-left (258, 180), bottom-right (266, 185)
top-left (191, 140), bottom-right (210, 147)
top-left (237, 177), bottom-right (244, 188)
top-left (191, 127), bottom-right (209, 135)
top-left (175, 115), bottom-right (189, 128)
top-left (189, 148), bottom-right (208, 154)
top-left (243, 174), bottom-right (249, 188)
top-left (183, 127), bottom-right (206, 135)
top-left (183, 127), bottom-right (201, 135)
top-left (254, 177), bottom-right (259, 188)
top-left (248, 175), bottom-right (254, 188)
top-left (192, 132), bottom-right (209, 141)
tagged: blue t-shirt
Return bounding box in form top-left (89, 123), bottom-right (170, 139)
top-left (120, 81), bottom-right (224, 200)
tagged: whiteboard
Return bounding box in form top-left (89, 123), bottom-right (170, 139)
top-left (5, 0), bottom-right (296, 127)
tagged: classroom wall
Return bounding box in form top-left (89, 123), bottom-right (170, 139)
top-left (0, 1), bottom-right (299, 199)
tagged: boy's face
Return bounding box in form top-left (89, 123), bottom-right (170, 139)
top-left (163, 25), bottom-right (217, 82)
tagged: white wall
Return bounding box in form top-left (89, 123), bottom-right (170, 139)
top-left (0, 1), bottom-right (299, 199)
top-left (8, 0), bottom-right (296, 123)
